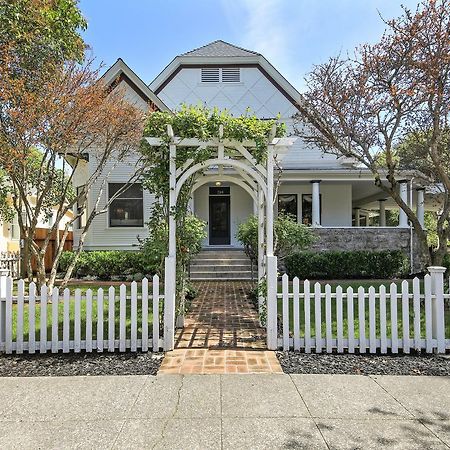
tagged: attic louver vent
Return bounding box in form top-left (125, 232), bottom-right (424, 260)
top-left (201, 68), bottom-right (220, 83)
top-left (222, 67), bottom-right (240, 83)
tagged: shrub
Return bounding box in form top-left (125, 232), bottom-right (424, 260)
top-left (58, 251), bottom-right (156, 280)
top-left (236, 214), bottom-right (316, 263)
top-left (285, 250), bottom-right (408, 280)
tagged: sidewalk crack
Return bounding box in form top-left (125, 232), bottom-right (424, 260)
top-left (369, 376), bottom-right (450, 449)
top-left (290, 374), bottom-right (331, 450)
top-left (151, 375), bottom-right (184, 450)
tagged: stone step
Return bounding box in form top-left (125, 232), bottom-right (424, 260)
top-left (190, 264), bottom-right (252, 273)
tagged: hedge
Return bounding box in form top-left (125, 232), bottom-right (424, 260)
top-left (284, 250), bottom-right (409, 280)
top-left (58, 251), bottom-right (156, 281)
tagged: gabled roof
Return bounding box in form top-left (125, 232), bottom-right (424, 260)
top-left (101, 59), bottom-right (170, 112)
top-left (150, 40), bottom-right (302, 109)
top-left (181, 40), bottom-right (259, 57)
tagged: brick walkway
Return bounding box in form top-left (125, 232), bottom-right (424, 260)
top-left (159, 281), bottom-right (283, 374)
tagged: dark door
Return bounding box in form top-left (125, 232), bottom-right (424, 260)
top-left (209, 195), bottom-right (230, 245)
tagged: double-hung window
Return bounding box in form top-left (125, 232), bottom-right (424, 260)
top-left (109, 183), bottom-right (144, 227)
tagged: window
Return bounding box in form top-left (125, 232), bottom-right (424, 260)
top-left (109, 183), bottom-right (143, 227)
top-left (201, 68), bottom-right (220, 83)
top-left (302, 194), bottom-right (322, 226)
top-left (200, 68), bottom-right (241, 83)
top-left (278, 194), bottom-right (297, 221)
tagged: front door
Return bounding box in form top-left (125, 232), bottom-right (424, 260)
top-left (209, 195), bottom-right (230, 245)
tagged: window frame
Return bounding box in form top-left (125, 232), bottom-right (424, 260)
top-left (108, 183), bottom-right (144, 228)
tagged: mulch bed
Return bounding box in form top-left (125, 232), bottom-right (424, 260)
top-left (0, 352), bottom-right (164, 377)
top-left (277, 351), bottom-right (450, 376)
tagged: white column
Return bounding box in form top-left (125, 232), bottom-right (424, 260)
top-left (311, 180), bottom-right (321, 227)
top-left (416, 188), bottom-right (425, 229)
top-left (379, 200), bottom-right (386, 226)
top-left (399, 180), bottom-right (409, 227)
top-left (429, 266), bottom-right (446, 353)
top-left (354, 208), bottom-right (361, 227)
top-left (164, 140), bottom-right (177, 351)
top-left (266, 146), bottom-right (274, 256)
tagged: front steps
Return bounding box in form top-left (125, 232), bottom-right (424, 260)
top-left (190, 248), bottom-right (254, 280)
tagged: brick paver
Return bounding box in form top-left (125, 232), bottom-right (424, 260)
top-left (159, 281), bottom-right (283, 374)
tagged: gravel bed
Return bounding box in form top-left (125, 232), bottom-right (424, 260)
top-left (0, 352), bottom-right (164, 377)
top-left (277, 351), bottom-right (450, 376)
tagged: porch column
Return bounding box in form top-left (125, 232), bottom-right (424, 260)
top-left (354, 208), bottom-right (361, 227)
top-left (416, 188), bottom-right (425, 229)
top-left (311, 180), bottom-right (321, 227)
top-left (399, 180), bottom-right (409, 227)
top-left (379, 199), bottom-right (386, 227)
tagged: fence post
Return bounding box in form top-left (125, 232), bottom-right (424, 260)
top-left (0, 269), bottom-right (9, 349)
top-left (428, 266), bottom-right (446, 353)
top-left (266, 255), bottom-right (278, 350)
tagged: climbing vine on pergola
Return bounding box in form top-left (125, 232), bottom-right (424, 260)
top-left (140, 106), bottom-right (295, 350)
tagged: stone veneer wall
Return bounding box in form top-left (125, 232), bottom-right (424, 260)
top-left (310, 227), bottom-right (427, 273)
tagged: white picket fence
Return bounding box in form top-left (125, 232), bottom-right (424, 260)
top-left (277, 267), bottom-right (450, 354)
top-left (0, 252), bottom-right (19, 278)
top-left (0, 276), bottom-right (164, 354)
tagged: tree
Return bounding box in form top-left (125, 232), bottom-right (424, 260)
top-left (0, 57), bottom-right (146, 288)
top-left (0, 0), bottom-right (87, 75)
top-left (295, 0), bottom-right (450, 266)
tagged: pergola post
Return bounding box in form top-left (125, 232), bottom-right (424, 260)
top-left (257, 186), bottom-right (265, 314)
top-left (266, 135), bottom-right (278, 350)
top-left (164, 125), bottom-right (177, 351)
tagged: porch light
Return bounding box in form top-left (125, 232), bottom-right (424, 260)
top-left (215, 181), bottom-right (222, 186)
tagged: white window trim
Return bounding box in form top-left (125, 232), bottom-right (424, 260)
top-left (107, 182), bottom-right (145, 229)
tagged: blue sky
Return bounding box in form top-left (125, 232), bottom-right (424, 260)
top-left (79, 0), bottom-right (420, 91)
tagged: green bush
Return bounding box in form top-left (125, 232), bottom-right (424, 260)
top-left (236, 214), bottom-right (316, 263)
top-left (58, 251), bottom-right (157, 280)
top-left (285, 250), bottom-right (408, 280)
top-left (443, 253), bottom-right (450, 275)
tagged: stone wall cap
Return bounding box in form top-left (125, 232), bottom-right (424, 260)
top-left (427, 266), bottom-right (447, 273)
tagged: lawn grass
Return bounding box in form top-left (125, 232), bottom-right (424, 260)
top-left (277, 279), bottom-right (450, 339)
top-left (10, 284), bottom-right (161, 343)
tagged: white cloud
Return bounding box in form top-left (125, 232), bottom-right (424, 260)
top-left (221, 0), bottom-right (289, 67)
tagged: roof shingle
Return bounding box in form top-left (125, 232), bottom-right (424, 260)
top-left (181, 40), bottom-right (260, 57)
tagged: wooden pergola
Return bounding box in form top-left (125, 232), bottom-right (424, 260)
top-left (145, 125), bottom-right (295, 350)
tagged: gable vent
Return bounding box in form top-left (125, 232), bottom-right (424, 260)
top-left (222, 67), bottom-right (240, 83)
top-left (201, 68), bottom-right (220, 83)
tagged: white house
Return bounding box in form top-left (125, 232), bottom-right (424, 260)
top-left (74, 41), bottom-right (428, 268)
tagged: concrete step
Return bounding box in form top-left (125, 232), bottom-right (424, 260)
top-left (190, 271), bottom-right (253, 280)
top-left (190, 259), bottom-right (251, 266)
top-left (190, 264), bottom-right (252, 273)
top-left (193, 252), bottom-right (247, 259)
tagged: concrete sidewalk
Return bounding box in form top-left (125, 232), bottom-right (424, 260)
top-left (0, 374), bottom-right (449, 449)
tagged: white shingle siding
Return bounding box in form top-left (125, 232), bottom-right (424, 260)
top-left (158, 67), bottom-right (345, 169)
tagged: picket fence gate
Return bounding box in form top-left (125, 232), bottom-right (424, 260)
top-left (277, 267), bottom-right (450, 354)
top-left (0, 275), bottom-right (164, 354)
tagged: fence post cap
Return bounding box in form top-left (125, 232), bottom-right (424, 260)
top-left (427, 266), bottom-right (447, 274)
top-left (0, 268), bottom-right (10, 276)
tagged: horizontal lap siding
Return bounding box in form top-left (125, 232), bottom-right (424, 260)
top-left (81, 152), bottom-right (155, 250)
